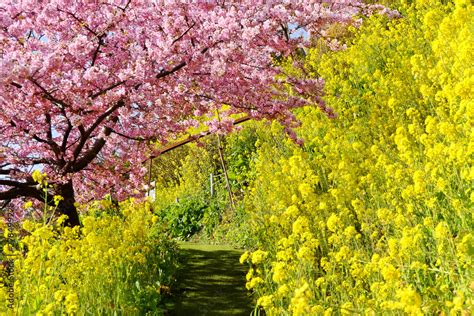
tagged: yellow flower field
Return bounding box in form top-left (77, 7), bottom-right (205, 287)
top-left (241, 0), bottom-right (473, 314)
top-left (0, 200), bottom-right (177, 315)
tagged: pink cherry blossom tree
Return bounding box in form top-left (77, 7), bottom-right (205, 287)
top-left (0, 1), bottom-right (388, 226)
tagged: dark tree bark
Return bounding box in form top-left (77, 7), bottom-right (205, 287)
top-left (0, 179), bottom-right (81, 227)
top-left (56, 180), bottom-right (81, 227)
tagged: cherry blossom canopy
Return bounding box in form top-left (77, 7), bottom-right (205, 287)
top-left (0, 0), bottom-right (395, 224)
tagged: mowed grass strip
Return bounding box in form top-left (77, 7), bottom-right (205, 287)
top-left (166, 242), bottom-right (254, 316)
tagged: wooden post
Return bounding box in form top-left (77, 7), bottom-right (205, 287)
top-left (217, 134), bottom-right (235, 211)
top-left (210, 173), bottom-right (214, 197)
top-left (147, 158), bottom-right (152, 197)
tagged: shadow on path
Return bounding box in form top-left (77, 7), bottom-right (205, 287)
top-left (165, 243), bottom-right (254, 316)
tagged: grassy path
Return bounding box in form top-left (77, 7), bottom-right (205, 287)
top-left (165, 242), bottom-right (254, 316)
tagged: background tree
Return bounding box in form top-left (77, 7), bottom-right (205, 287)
top-left (0, 0), bottom-right (394, 226)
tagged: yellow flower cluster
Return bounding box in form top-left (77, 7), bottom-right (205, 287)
top-left (242, 1), bottom-right (473, 314)
top-left (0, 200), bottom-right (177, 315)
top-left (31, 170), bottom-right (48, 187)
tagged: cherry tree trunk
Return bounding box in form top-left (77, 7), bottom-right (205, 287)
top-left (56, 180), bottom-right (81, 227)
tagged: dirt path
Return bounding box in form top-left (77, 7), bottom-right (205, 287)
top-left (165, 242), bottom-right (254, 316)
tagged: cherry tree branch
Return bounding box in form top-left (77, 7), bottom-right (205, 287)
top-left (121, 0), bottom-right (132, 11)
top-left (85, 100), bottom-right (125, 139)
top-left (280, 23), bottom-right (290, 41)
top-left (10, 81), bottom-right (22, 89)
top-left (91, 34), bottom-right (105, 67)
top-left (0, 168), bottom-right (22, 175)
top-left (61, 113), bottom-right (73, 152)
top-left (171, 22), bottom-right (196, 45)
top-left (70, 115), bottom-right (119, 173)
top-left (156, 46), bottom-right (211, 80)
top-left (89, 80), bottom-right (126, 99)
top-left (0, 178), bottom-right (35, 188)
top-left (0, 177), bottom-right (43, 202)
top-left (0, 186), bottom-right (43, 202)
top-left (58, 8), bottom-right (99, 37)
top-left (9, 120), bottom-right (62, 157)
top-left (70, 99), bottom-right (125, 165)
top-left (45, 113), bottom-right (53, 141)
top-left (156, 62), bottom-right (187, 80)
top-left (146, 115), bottom-right (251, 162)
top-left (29, 77), bottom-right (71, 109)
top-left (104, 0), bottom-right (131, 12)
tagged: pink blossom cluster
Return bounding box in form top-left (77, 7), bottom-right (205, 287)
top-left (0, 0), bottom-right (388, 205)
